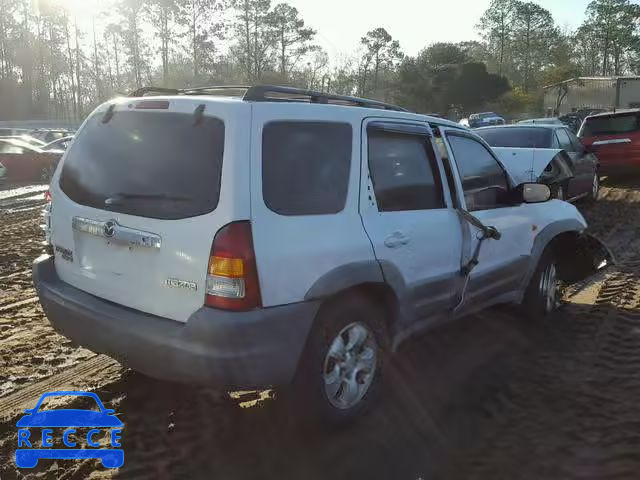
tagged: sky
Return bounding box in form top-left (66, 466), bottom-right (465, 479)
top-left (285, 0), bottom-right (592, 61)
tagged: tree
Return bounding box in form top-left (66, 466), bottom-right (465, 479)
top-left (270, 3), bottom-right (315, 81)
top-left (477, 0), bottom-right (516, 75)
top-left (232, 0), bottom-right (275, 82)
top-left (510, 1), bottom-right (558, 92)
top-left (580, 0), bottom-right (640, 76)
top-left (182, 0), bottom-right (225, 80)
top-left (421, 42), bottom-right (468, 68)
top-left (148, 0), bottom-right (180, 87)
top-left (118, 0), bottom-right (148, 89)
top-left (359, 27), bottom-right (403, 97)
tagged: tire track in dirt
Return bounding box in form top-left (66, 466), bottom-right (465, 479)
top-left (441, 264), bottom-right (640, 480)
top-left (0, 354), bottom-right (120, 420)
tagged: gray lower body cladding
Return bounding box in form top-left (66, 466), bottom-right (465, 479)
top-left (33, 255), bottom-right (320, 389)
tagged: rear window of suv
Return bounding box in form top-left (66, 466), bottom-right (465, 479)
top-left (262, 121), bottom-right (352, 215)
top-left (580, 112), bottom-right (640, 137)
top-left (476, 127), bottom-right (552, 148)
top-left (60, 110), bottom-right (224, 220)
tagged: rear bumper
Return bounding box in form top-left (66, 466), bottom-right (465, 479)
top-left (33, 255), bottom-right (320, 389)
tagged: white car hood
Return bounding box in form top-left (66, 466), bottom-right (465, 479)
top-left (492, 147), bottom-right (564, 185)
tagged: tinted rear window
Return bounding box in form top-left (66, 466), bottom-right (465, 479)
top-left (581, 113), bottom-right (640, 137)
top-left (60, 110), bottom-right (224, 220)
top-left (476, 127), bottom-right (552, 148)
top-left (262, 121), bottom-right (352, 215)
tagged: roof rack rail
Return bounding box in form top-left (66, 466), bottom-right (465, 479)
top-left (128, 84), bottom-right (408, 112)
top-left (244, 85), bottom-right (408, 111)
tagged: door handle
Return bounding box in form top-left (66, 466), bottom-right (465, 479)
top-left (384, 232), bottom-right (410, 248)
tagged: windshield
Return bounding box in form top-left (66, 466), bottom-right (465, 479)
top-left (476, 127), bottom-right (553, 148)
top-left (580, 113), bottom-right (640, 137)
top-left (60, 110), bottom-right (224, 220)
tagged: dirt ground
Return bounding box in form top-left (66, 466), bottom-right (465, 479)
top-left (1, 178), bottom-right (640, 479)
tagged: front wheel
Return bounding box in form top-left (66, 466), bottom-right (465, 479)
top-left (588, 172), bottom-right (600, 202)
top-left (293, 295), bottom-right (387, 426)
top-left (522, 250), bottom-right (560, 319)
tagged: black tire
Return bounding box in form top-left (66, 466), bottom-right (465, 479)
top-left (291, 294), bottom-right (388, 427)
top-left (522, 249), bottom-right (560, 320)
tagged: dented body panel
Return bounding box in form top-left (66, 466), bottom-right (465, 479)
top-left (493, 147), bottom-right (573, 186)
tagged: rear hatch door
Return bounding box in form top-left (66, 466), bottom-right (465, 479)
top-left (50, 98), bottom-right (250, 322)
top-left (579, 112), bottom-right (640, 165)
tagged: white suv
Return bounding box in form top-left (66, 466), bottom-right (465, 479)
top-left (34, 85), bottom-right (610, 424)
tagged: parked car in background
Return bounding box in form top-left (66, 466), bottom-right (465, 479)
top-left (578, 109), bottom-right (640, 174)
top-left (477, 125), bottom-right (600, 202)
top-left (0, 138), bottom-right (62, 183)
top-left (0, 127), bottom-right (33, 137)
top-left (518, 118), bottom-right (565, 126)
top-left (31, 129), bottom-right (74, 143)
top-left (42, 136), bottom-right (73, 153)
top-left (34, 84), bottom-right (610, 425)
top-left (0, 135), bottom-right (46, 148)
top-left (469, 112), bottom-right (505, 128)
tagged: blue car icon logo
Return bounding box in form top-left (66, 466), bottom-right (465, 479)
top-left (15, 391), bottom-right (123, 468)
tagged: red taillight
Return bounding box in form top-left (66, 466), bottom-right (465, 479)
top-left (44, 190), bottom-right (52, 202)
top-left (205, 221), bottom-right (262, 311)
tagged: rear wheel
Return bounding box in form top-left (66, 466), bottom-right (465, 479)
top-left (293, 294), bottom-right (387, 426)
top-left (522, 250), bottom-right (560, 319)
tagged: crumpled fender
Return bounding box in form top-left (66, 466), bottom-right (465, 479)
top-left (554, 232), bottom-right (615, 283)
top-left (493, 147), bottom-right (574, 186)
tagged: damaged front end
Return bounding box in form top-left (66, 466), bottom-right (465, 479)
top-left (493, 147), bottom-right (574, 188)
top-left (554, 232), bottom-right (614, 284)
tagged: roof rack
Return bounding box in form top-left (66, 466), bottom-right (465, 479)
top-left (128, 84), bottom-right (408, 112)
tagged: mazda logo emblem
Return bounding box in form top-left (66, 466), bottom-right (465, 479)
top-left (103, 221), bottom-right (116, 238)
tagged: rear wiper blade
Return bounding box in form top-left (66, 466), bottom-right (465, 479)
top-left (105, 193), bottom-right (193, 206)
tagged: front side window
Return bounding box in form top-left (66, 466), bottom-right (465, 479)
top-left (262, 121), bottom-right (352, 215)
top-left (367, 129), bottom-right (445, 212)
top-left (446, 134), bottom-right (509, 211)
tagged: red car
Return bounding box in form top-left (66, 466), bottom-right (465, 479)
top-left (0, 139), bottom-right (62, 183)
top-left (578, 109), bottom-right (640, 174)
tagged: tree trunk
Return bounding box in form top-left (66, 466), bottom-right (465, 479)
top-left (64, 21), bottom-right (77, 119)
top-left (373, 50), bottom-right (380, 95)
top-left (113, 33), bottom-right (120, 91)
top-left (243, 0), bottom-right (251, 80)
top-left (74, 16), bottom-right (82, 117)
top-left (523, 17), bottom-right (531, 92)
top-left (192, 1), bottom-right (198, 78)
top-left (280, 28), bottom-right (285, 79)
top-left (93, 16), bottom-right (100, 101)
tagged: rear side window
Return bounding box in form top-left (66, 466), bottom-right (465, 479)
top-left (60, 110), bottom-right (224, 220)
top-left (555, 128), bottom-right (574, 151)
top-left (262, 121), bottom-right (352, 215)
top-left (580, 113), bottom-right (640, 137)
top-left (367, 130), bottom-right (444, 212)
top-left (476, 127), bottom-right (552, 148)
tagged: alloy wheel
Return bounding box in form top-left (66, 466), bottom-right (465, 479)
top-left (323, 322), bottom-right (378, 410)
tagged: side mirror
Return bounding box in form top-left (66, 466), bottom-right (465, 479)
top-left (518, 183), bottom-right (552, 203)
